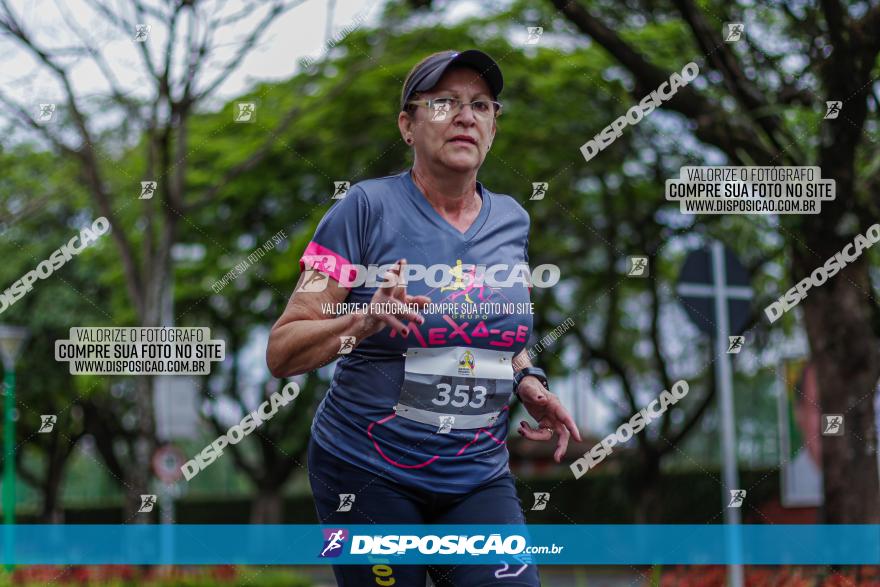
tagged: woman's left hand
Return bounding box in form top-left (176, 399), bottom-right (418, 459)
top-left (516, 376), bottom-right (582, 463)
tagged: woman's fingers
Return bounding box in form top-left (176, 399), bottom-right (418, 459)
top-left (380, 313), bottom-right (409, 337)
top-left (555, 403), bottom-right (583, 443)
top-left (553, 423), bottom-right (571, 463)
top-left (380, 259), bottom-right (407, 296)
top-left (406, 294), bottom-right (432, 307)
top-left (518, 420), bottom-right (553, 441)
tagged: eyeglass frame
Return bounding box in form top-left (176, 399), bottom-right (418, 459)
top-left (405, 96), bottom-right (503, 119)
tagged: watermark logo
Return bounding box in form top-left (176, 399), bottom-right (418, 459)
top-left (728, 489), bottom-right (746, 508)
top-left (824, 101), bottom-right (842, 119)
top-left (526, 27), bottom-right (543, 45)
top-left (529, 182), bottom-right (548, 200)
top-left (134, 24), bottom-right (151, 42)
top-left (336, 494), bottom-right (355, 512)
top-left (667, 166), bottom-right (834, 215)
top-left (295, 261), bottom-right (560, 290)
top-left (765, 224), bottom-right (880, 323)
top-left (297, 269), bottom-right (330, 293)
top-left (181, 382), bottom-right (300, 480)
top-left (234, 102), bottom-right (256, 123)
top-left (627, 256), bottom-right (648, 277)
top-left (724, 23), bottom-right (744, 42)
top-left (0, 217), bottom-right (111, 316)
top-left (531, 492), bottom-right (549, 511)
top-left (581, 62), bottom-right (699, 162)
top-left (299, 11), bottom-right (368, 74)
top-left (138, 494), bottom-right (157, 512)
top-left (338, 336), bottom-right (356, 355)
top-left (37, 103), bottom-right (56, 123)
top-left (430, 102), bottom-right (451, 122)
top-left (56, 327), bottom-right (225, 376)
top-left (572, 380), bottom-right (689, 479)
top-left (514, 317), bottom-right (575, 370)
top-left (211, 229), bottom-right (287, 294)
top-left (350, 533), bottom-right (533, 556)
top-left (727, 336), bottom-right (744, 354)
top-left (319, 528), bottom-right (348, 558)
top-left (139, 181), bottom-right (156, 200)
top-left (332, 181), bottom-right (350, 199)
top-left (438, 415), bottom-right (455, 434)
top-left (38, 414), bottom-right (57, 433)
top-left (822, 414), bottom-right (844, 436)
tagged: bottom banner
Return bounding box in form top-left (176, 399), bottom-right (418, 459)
top-left (0, 525), bottom-right (878, 565)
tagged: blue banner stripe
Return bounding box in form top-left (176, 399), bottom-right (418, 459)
top-left (1, 525), bottom-right (878, 565)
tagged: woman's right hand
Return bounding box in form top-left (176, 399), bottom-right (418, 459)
top-left (362, 259), bottom-right (431, 338)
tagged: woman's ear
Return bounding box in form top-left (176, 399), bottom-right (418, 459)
top-left (397, 110), bottom-right (413, 144)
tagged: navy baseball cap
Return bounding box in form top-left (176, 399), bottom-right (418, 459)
top-left (400, 50), bottom-right (504, 111)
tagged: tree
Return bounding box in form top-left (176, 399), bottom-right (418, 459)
top-left (0, 0), bottom-right (316, 515)
top-left (546, 0), bottom-right (880, 522)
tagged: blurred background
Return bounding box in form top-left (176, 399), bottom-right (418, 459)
top-left (1, 0), bottom-right (879, 584)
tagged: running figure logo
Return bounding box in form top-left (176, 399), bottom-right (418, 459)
top-left (38, 104), bottom-right (56, 123)
top-left (531, 492), bottom-right (549, 511)
top-left (332, 181), bottom-right (350, 199)
top-left (822, 414), bottom-right (844, 436)
top-left (234, 102), bottom-right (256, 123)
top-left (336, 494), bottom-right (355, 512)
top-left (724, 23), bottom-right (744, 42)
top-left (140, 181), bottom-right (157, 200)
top-left (297, 255), bottom-right (336, 293)
top-left (627, 256), bottom-right (648, 277)
top-left (138, 494), bottom-right (157, 513)
top-left (38, 415), bottom-right (57, 433)
top-left (526, 27), bottom-right (543, 45)
top-left (824, 101), bottom-right (842, 119)
top-left (338, 336), bottom-right (356, 355)
top-left (529, 182), bottom-right (548, 200)
top-left (319, 528), bottom-right (348, 558)
top-left (437, 415), bottom-right (455, 434)
top-left (134, 24), bottom-right (151, 42)
top-left (431, 101), bottom-right (451, 122)
top-left (727, 489), bottom-right (746, 508)
top-left (727, 336), bottom-right (744, 354)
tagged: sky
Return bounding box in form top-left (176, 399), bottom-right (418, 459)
top-left (0, 0), bottom-right (386, 112)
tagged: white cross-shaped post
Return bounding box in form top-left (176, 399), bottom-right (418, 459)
top-left (676, 241), bottom-right (753, 587)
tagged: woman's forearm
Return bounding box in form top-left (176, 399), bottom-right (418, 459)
top-left (267, 312), bottom-right (376, 377)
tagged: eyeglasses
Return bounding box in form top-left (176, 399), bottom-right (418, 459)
top-left (406, 97), bottom-right (503, 121)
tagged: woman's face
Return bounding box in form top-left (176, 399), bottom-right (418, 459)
top-left (399, 66), bottom-right (497, 175)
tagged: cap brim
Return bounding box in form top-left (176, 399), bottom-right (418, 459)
top-left (409, 50), bottom-right (503, 103)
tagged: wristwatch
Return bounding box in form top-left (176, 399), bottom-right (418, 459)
top-left (513, 366), bottom-right (549, 399)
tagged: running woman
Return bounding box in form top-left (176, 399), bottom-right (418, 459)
top-left (267, 49), bottom-right (581, 586)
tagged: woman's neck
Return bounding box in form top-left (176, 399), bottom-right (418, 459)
top-left (411, 163), bottom-right (479, 215)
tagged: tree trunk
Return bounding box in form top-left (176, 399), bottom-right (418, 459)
top-left (628, 452), bottom-right (663, 523)
top-left (250, 489), bottom-right (284, 524)
top-left (799, 254), bottom-right (880, 523)
top-left (40, 453), bottom-right (66, 523)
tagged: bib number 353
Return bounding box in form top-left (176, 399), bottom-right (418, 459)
top-left (432, 383), bottom-right (487, 409)
top-left (395, 346), bottom-right (514, 431)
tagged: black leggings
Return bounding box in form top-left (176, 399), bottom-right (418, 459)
top-left (307, 438), bottom-right (541, 586)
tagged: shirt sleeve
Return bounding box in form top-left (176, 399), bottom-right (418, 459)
top-left (299, 186), bottom-right (369, 289)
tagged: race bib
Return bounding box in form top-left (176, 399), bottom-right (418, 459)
top-left (394, 346), bottom-right (514, 431)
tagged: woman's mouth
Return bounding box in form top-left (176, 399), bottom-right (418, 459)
top-left (449, 136), bottom-right (477, 146)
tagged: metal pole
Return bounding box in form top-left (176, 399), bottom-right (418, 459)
top-left (711, 241), bottom-right (743, 587)
top-left (3, 369), bottom-right (16, 570)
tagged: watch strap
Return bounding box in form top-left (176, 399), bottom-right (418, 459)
top-left (513, 367), bottom-right (549, 398)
